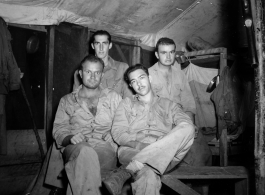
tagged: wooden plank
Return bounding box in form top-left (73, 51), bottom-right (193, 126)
top-left (235, 178), bottom-right (249, 195)
top-left (132, 40), bottom-right (141, 66)
top-left (220, 128), bottom-right (228, 166)
top-left (114, 44), bottom-right (128, 64)
top-left (8, 23), bottom-right (47, 32)
top-left (44, 26), bottom-right (55, 148)
top-left (163, 166), bottom-right (248, 179)
top-left (162, 176), bottom-right (200, 195)
top-left (252, 1), bottom-right (265, 195)
top-left (185, 47), bottom-right (226, 57)
top-left (0, 95), bottom-right (6, 155)
top-left (219, 47), bottom-right (227, 81)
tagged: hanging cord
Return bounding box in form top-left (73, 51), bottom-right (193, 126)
top-left (20, 81), bottom-right (45, 159)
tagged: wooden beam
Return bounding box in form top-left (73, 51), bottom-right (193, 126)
top-left (163, 166), bottom-right (248, 179)
top-left (252, 0), bottom-right (265, 194)
top-left (114, 44), bottom-right (128, 64)
top-left (162, 176), bottom-right (200, 195)
top-left (8, 23), bottom-right (47, 32)
top-left (132, 40), bottom-right (141, 66)
top-left (44, 26), bottom-right (55, 148)
top-left (220, 128), bottom-right (228, 166)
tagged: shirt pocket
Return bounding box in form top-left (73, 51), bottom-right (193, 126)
top-left (97, 101), bottom-right (112, 123)
top-left (154, 106), bottom-right (172, 127)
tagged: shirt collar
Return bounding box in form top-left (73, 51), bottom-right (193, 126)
top-left (73, 85), bottom-right (107, 102)
top-left (152, 61), bottom-right (180, 72)
top-left (132, 92), bottom-right (159, 107)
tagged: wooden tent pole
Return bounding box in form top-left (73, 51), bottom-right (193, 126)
top-left (252, 0), bottom-right (265, 194)
top-left (44, 26), bottom-right (55, 148)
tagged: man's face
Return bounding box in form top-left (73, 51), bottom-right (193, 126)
top-left (129, 69), bottom-right (151, 96)
top-left (91, 35), bottom-right (112, 60)
top-left (155, 44), bottom-right (176, 66)
top-left (79, 61), bottom-right (104, 89)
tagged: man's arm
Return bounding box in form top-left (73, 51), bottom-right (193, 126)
top-left (171, 101), bottom-right (195, 128)
top-left (111, 98), bottom-right (148, 150)
top-left (53, 97), bottom-right (75, 148)
top-left (180, 72), bottom-right (196, 116)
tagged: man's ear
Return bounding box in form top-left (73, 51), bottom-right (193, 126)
top-left (79, 70), bottom-right (82, 79)
top-left (91, 43), bottom-right (95, 50)
top-left (109, 42), bottom-right (112, 50)
top-left (155, 52), bottom-right (159, 59)
top-left (149, 75), bottom-right (152, 83)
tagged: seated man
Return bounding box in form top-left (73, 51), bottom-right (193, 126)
top-left (149, 37), bottom-right (212, 167)
top-left (104, 64), bottom-right (195, 195)
top-left (52, 54), bottom-right (122, 195)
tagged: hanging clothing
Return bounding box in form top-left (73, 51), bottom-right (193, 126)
top-left (0, 17), bottom-right (20, 94)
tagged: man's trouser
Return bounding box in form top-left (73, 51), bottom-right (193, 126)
top-left (118, 124), bottom-right (211, 195)
top-left (63, 141), bottom-right (117, 195)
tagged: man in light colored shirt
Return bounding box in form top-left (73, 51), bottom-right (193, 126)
top-left (73, 30), bottom-right (132, 98)
top-left (149, 37), bottom-right (195, 121)
top-left (103, 64), bottom-right (195, 195)
top-left (149, 37), bottom-right (212, 168)
top-left (51, 55), bottom-right (122, 195)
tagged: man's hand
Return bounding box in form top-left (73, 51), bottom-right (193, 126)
top-left (70, 132), bottom-right (85, 144)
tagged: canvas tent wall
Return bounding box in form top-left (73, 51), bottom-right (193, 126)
top-left (0, 0), bottom-right (247, 50)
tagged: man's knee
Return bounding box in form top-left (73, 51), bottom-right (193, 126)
top-left (64, 142), bottom-right (98, 163)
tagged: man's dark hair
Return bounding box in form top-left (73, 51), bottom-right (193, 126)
top-left (91, 30), bottom-right (112, 43)
top-left (124, 64), bottom-right (149, 84)
top-left (155, 37), bottom-right (176, 52)
top-left (78, 54), bottom-right (104, 71)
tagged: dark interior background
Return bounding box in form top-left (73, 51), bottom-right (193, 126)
top-left (6, 26), bottom-right (46, 130)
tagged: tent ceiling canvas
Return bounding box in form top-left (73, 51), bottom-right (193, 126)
top-left (0, 0), bottom-right (244, 48)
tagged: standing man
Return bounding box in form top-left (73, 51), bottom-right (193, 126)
top-left (103, 64), bottom-right (195, 195)
top-left (52, 55), bottom-right (122, 195)
top-left (149, 37), bottom-right (212, 167)
top-left (73, 30), bottom-right (132, 98)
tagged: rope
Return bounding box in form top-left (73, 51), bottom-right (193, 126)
top-left (20, 81), bottom-right (45, 159)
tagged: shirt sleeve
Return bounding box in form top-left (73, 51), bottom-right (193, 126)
top-left (111, 98), bottom-right (137, 145)
top-left (180, 72), bottom-right (196, 114)
top-left (53, 97), bottom-right (73, 148)
top-left (171, 101), bottom-right (194, 126)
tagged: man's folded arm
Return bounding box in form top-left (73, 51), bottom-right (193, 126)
top-left (171, 101), bottom-right (195, 128)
